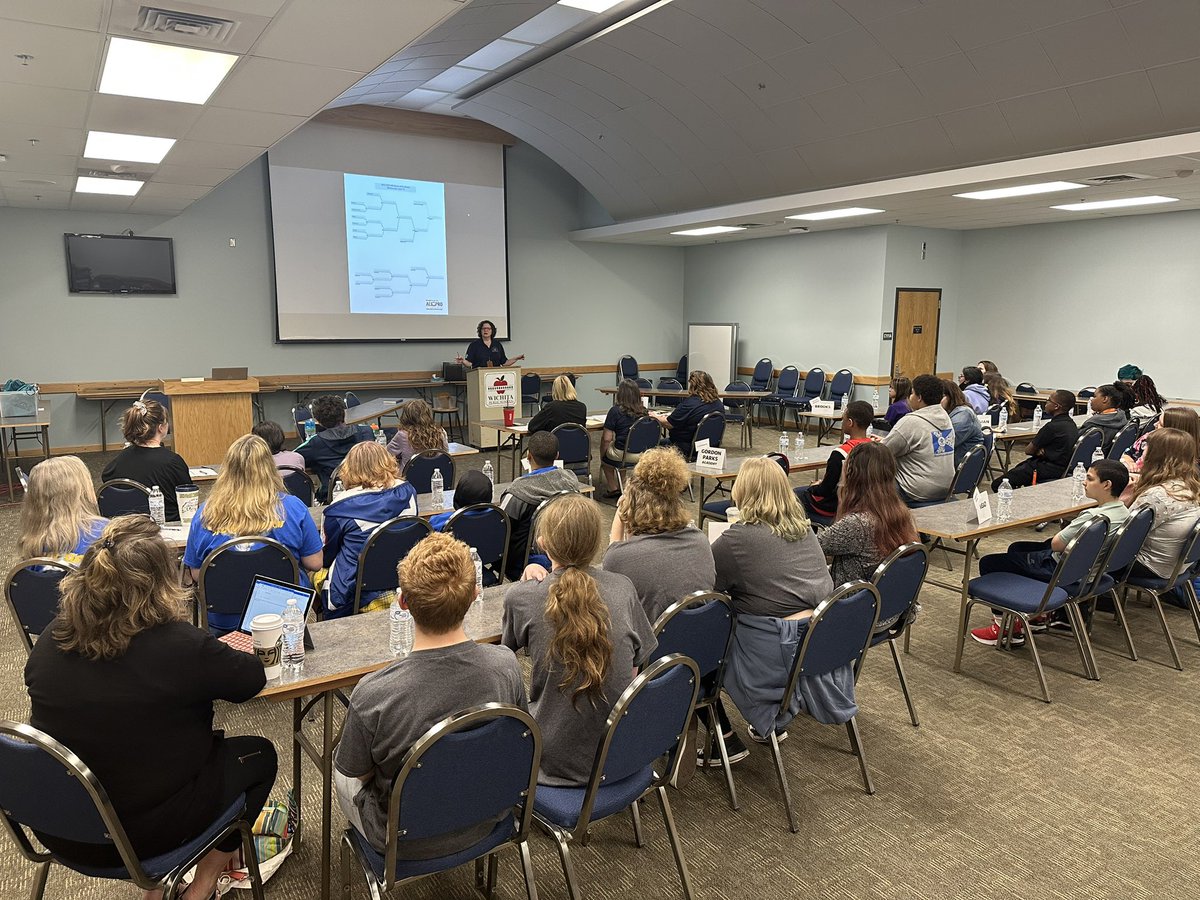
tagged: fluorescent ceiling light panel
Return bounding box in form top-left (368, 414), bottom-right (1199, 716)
top-left (954, 181), bottom-right (1085, 200)
top-left (423, 66), bottom-right (487, 93)
top-left (75, 176), bottom-right (144, 196)
top-left (84, 131), bottom-right (176, 164)
top-left (99, 37), bottom-right (238, 104)
top-left (507, 5), bottom-right (591, 43)
top-left (459, 38), bottom-right (536, 70)
top-left (786, 207), bottom-right (884, 221)
top-left (558, 0), bottom-right (624, 11)
top-left (1051, 196), bottom-right (1179, 211)
top-left (670, 226), bottom-right (746, 236)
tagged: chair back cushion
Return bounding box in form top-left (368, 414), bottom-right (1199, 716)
top-left (801, 368), bottom-right (825, 400)
top-left (693, 412), bottom-right (725, 450)
top-left (1104, 506), bottom-right (1155, 575)
top-left (1064, 428), bottom-right (1104, 475)
top-left (551, 424), bottom-right (590, 467)
top-left (775, 367), bottom-right (799, 394)
top-left (600, 659), bottom-right (697, 784)
top-left (751, 359), bottom-right (773, 389)
top-left (202, 539), bottom-right (299, 618)
top-left (6, 562), bottom-right (70, 643)
top-left (278, 466), bottom-right (313, 507)
top-left (619, 356), bottom-right (639, 379)
top-left (1052, 517), bottom-right (1108, 589)
top-left (653, 594), bottom-right (733, 681)
top-left (829, 369), bottom-right (853, 398)
top-left (0, 727), bottom-right (111, 844)
top-left (625, 417), bottom-right (662, 455)
top-left (795, 585), bottom-right (878, 678)
top-left (96, 481), bottom-right (150, 517)
top-left (447, 505), bottom-right (509, 574)
top-left (951, 446), bottom-right (987, 495)
top-left (871, 546), bottom-right (928, 631)
top-left (360, 518), bottom-right (433, 593)
top-left (404, 452), bottom-right (454, 495)
top-left (1108, 422), bottom-right (1139, 460)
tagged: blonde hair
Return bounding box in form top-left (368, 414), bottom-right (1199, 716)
top-left (732, 456), bottom-right (811, 541)
top-left (551, 374), bottom-right (577, 402)
top-left (19, 457), bottom-right (103, 558)
top-left (537, 493), bottom-right (612, 706)
top-left (399, 533), bottom-right (475, 634)
top-left (53, 516), bottom-right (186, 659)
top-left (339, 441), bottom-right (399, 490)
top-left (617, 447), bottom-right (690, 535)
top-left (201, 434), bottom-right (285, 535)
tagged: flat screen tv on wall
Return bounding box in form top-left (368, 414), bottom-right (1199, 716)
top-left (64, 233), bottom-right (177, 295)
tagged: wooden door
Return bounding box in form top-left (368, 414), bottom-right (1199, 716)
top-left (891, 289), bottom-right (941, 379)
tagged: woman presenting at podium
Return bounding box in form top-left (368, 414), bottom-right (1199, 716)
top-left (457, 319), bottom-right (524, 368)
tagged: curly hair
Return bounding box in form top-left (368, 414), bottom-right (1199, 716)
top-left (616, 447), bottom-right (691, 535)
top-left (398, 399), bottom-right (447, 455)
top-left (687, 370), bottom-right (719, 404)
top-left (310, 395), bottom-right (346, 429)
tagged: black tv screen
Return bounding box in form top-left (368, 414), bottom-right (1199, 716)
top-left (64, 233), bottom-right (177, 295)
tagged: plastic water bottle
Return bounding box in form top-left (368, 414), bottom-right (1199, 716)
top-left (305, 417), bottom-right (317, 440)
top-left (389, 598), bottom-right (413, 657)
top-left (148, 485), bottom-right (166, 526)
top-left (375, 427), bottom-right (387, 447)
top-left (997, 478), bottom-right (1014, 523)
top-left (331, 478), bottom-right (345, 502)
top-left (1091, 446), bottom-right (1104, 464)
top-left (795, 431), bottom-right (805, 456)
top-left (1072, 462), bottom-right (1087, 502)
top-left (1032, 405), bottom-right (1043, 428)
top-left (998, 406), bottom-right (1008, 432)
top-left (482, 459), bottom-right (494, 484)
top-left (431, 468), bottom-right (444, 508)
top-left (470, 547), bottom-right (484, 607)
top-left (281, 596), bottom-right (305, 675)
top-left (778, 431), bottom-right (789, 456)
top-left (872, 387), bottom-right (880, 408)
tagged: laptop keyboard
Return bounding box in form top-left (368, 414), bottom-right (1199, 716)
top-left (218, 631), bottom-right (255, 653)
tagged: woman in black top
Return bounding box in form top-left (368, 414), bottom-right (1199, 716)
top-left (24, 516), bottom-right (275, 900)
top-left (527, 374), bottom-right (586, 434)
top-left (651, 370), bottom-right (725, 454)
top-left (100, 399), bottom-right (191, 520)
top-left (600, 378), bottom-right (646, 495)
top-left (457, 319), bottom-right (525, 369)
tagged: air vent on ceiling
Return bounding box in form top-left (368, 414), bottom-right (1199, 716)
top-left (1079, 173), bottom-right (1157, 185)
top-left (736, 222), bottom-right (767, 228)
top-left (135, 7), bottom-right (238, 44)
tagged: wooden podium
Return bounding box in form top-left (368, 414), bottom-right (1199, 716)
top-left (160, 378), bottom-right (259, 467)
top-left (466, 366), bottom-right (520, 449)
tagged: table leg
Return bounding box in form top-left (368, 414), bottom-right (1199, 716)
top-left (40, 424), bottom-right (49, 461)
top-left (99, 400), bottom-right (110, 452)
top-left (952, 538), bottom-right (979, 673)
top-left (291, 698), bottom-right (304, 843)
top-left (319, 693), bottom-right (335, 900)
top-left (1, 431), bottom-right (13, 502)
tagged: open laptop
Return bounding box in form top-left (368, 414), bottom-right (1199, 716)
top-left (218, 575), bottom-right (317, 653)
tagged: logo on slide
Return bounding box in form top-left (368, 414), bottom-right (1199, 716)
top-left (931, 428), bottom-right (954, 456)
top-left (425, 298), bottom-right (446, 311)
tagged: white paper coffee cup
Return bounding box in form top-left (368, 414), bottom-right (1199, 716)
top-left (251, 613), bottom-right (284, 680)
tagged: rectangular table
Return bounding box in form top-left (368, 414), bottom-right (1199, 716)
top-left (0, 399), bottom-right (51, 503)
top-left (787, 406), bottom-right (886, 445)
top-left (687, 445), bottom-right (836, 518)
top-left (477, 413), bottom-right (607, 480)
top-left (415, 480), bottom-right (594, 518)
top-left (909, 478), bottom-right (1094, 671)
top-left (259, 585), bottom-right (507, 900)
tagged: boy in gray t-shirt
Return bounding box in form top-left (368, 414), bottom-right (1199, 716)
top-left (334, 533), bottom-right (527, 858)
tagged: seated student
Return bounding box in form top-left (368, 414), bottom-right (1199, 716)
top-left (713, 457), bottom-right (837, 744)
top-left (18, 456), bottom-right (108, 565)
top-left (252, 420), bottom-right (306, 471)
top-left (991, 390), bottom-right (1080, 492)
top-left (959, 366), bottom-right (990, 414)
top-left (498, 431), bottom-right (580, 580)
top-left (599, 378), bottom-right (647, 497)
top-left (1082, 382), bottom-right (1135, 453)
top-left (602, 447), bottom-right (715, 622)
top-left (795, 400), bottom-right (874, 524)
top-left (978, 359), bottom-right (1001, 379)
top-left (1123, 407), bottom-right (1200, 473)
top-left (985, 373), bottom-right (1022, 424)
top-left (1116, 363), bottom-right (1143, 386)
top-left (881, 374), bottom-right (955, 504)
top-left (527, 374), bottom-right (587, 434)
top-left (872, 376), bottom-right (911, 432)
top-left (1129, 374), bottom-right (1166, 430)
top-left (298, 395), bottom-right (373, 500)
top-left (1126, 428), bottom-right (1200, 582)
top-left (322, 442), bottom-right (418, 618)
top-left (650, 370), bottom-right (725, 454)
top-left (970, 459), bottom-right (1130, 646)
top-left (184, 434), bottom-right (323, 634)
top-left (429, 469), bottom-right (494, 532)
top-left (25, 516), bottom-right (274, 900)
top-left (101, 399), bottom-right (191, 521)
top-left (386, 399), bottom-right (449, 474)
top-left (941, 380), bottom-right (984, 466)
top-left (502, 493), bottom-right (657, 785)
top-left (819, 442), bottom-right (919, 586)
top-left (335, 533), bottom-right (527, 859)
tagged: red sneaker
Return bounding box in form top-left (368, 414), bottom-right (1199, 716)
top-left (970, 618), bottom-right (1025, 647)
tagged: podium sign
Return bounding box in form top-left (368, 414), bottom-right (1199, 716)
top-left (484, 371), bottom-right (517, 408)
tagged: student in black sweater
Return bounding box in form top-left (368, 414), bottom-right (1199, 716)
top-left (527, 374), bottom-right (587, 434)
top-left (24, 516), bottom-right (274, 900)
top-left (651, 370), bottom-right (725, 454)
top-left (991, 389), bottom-right (1080, 491)
top-left (101, 399), bottom-right (191, 520)
top-left (795, 400), bottom-right (874, 525)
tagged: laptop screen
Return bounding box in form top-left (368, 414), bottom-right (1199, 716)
top-left (240, 576), bottom-right (315, 633)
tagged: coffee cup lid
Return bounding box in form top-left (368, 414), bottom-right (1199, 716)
top-left (251, 613), bottom-right (283, 630)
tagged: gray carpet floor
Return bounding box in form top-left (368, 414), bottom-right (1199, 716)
top-left (2, 432), bottom-right (1198, 899)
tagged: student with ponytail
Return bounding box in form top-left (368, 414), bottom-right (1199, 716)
top-left (101, 399), bottom-right (191, 520)
top-left (502, 493), bottom-right (658, 785)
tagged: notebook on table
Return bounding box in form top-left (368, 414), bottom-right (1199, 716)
top-left (218, 576), bottom-right (317, 653)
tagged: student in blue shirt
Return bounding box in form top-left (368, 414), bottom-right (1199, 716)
top-left (184, 434), bottom-right (323, 634)
top-left (18, 456), bottom-right (109, 565)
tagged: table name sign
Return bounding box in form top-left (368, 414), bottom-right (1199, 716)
top-left (810, 400), bottom-right (835, 413)
top-left (970, 489), bottom-right (992, 525)
top-left (696, 445), bottom-right (727, 470)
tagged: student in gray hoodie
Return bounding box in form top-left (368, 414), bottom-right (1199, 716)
top-left (1081, 382), bottom-right (1134, 454)
top-left (499, 431), bottom-right (580, 579)
top-left (882, 374), bottom-right (956, 504)
top-left (298, 395), bottom-right (374, 501)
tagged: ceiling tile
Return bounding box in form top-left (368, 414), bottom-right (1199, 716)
top-left (86, 94), bottom-right (204, 139)
top-left (807, 83), bottom-right (872, 137)
top-left (638, 7), bottom-right (760, 73)
top-left (210, 57), bottom-right (365, 116)
top-left (0, 152), bottom-right (76, 176)
top-left (998, 88), bottom-right (1085, 149)
top-left (0, 1), bottom-right (104, 30)
top-left (0, 83), bottom-right (88, 129)
top-left (0, 123), bottom-right (83, 156)
top-left (1117, 0), bottom-right (1200, 69)
top-left (423, 65), bottom-right (488, 93)
top-left (766, 44), bottom-right (846, 95)
top-left (70, 192), bottom-right (135, 211)
top-left (138, 181), bottom-right (214, 200)
top-left (1147, 58), bottom-right (1200, 126)
top-left (908, 53), bottom-right (993, 112)
top-left (968, 34), bottom-right (1063, 100)
top-left (815, 28), bottom-right (899, 82)
top-left (161, 141), bottom-right (263, 170)
top-left (185, 108), bottom-right (306, 147)
top-left (750, 0), bottom-right (859, 42)
top-left (926, 0), bottom-right (1031, 51)
top-left (866, 6), bottom-right (959, 68)
top-left (725, 61), bottom-right (807, 111)
top-left (127, 197), bottom-right (193, 215)
top-left (152, 164), bottom-right (236, 187)
top-left (458, 38), bottom-right (536, 70)
top-left (1068, 71), bottom-right (1167, 144)
top-left (1012, 0), bottom-right (1110, 30)
top-left (834, 0), bottom-right (923, 25)
top-left (0, 169), bottom-right (73, 188)
top-left (0, 20), bottom-right (102, 91)
top-left (854, 70), bottom-right (930, 125)
top-left (504, 5), bottom-right (589, 44)
top-left (936, 104), bottom-right (1018, 158)
top-left (1036, 11), bottom-right (1142, 83)
top-left (683, 0), bottom-right (807, 60)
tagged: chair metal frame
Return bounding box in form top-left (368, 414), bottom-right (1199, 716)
top-left (446, 503), bottom-right (511, 587)
top-left (611, 416), bottom-right (663, 491)
top-left (653, 592), bottom-right (739, 810)
top-left (196, 535), bottom-right (301, 632)
top-left (769, 581), bottom-right (880, 832)
top-left (344, 391), bottom-right (362, 408)
top-left (4, 558), bottom-right (73, 655)
top-left (956, 518), bottom-right (1109, 702)
top-left (721, 381), bottom-right (752, 448)
top-left (1107, 421), bottom-right (1139, 461)
top-left (617, 355), bottom-right (639, 385)
top-left (520, 373), bottom-right (543, 416)
top-left (551, 423), bottom-right (593, 486)
top-left (277, 464), bottom-right (317, 508)
top-left (338, 703), bottom-right (542, 900)
top-left (0, 721), bottom-right (264, 900)
top-left (96, 478), bottom-right (151, 518)
top-left (1117, 514), bottom-right (1200, 672)
top-left (403, 450), bottom-right (456, 496)
top-left (655, 377), bottom-right (684, 408)
top-left (1063, 427), bottom-right (1105, 476)
top-left (860, 543), bottom-right (929, 727)
top-left (532, 655), bottom-right (700, 900)
top-left (351, 516), bottom-right (434, 615)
